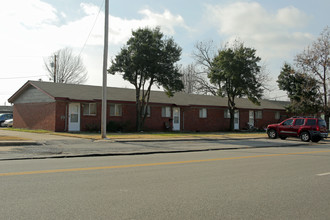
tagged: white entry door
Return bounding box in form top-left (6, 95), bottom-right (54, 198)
top-left (68, 103), bottom-right (80, 132)
top-left (234, 110), bottom-right (239, 130)
top-left (249, 110), bottom-right (254, 127)
top-left (172, 107), bottom-right (180, 131)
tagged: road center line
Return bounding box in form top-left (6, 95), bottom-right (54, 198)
top-left (1, 150), bottom-right (330, 177)
top-left (316, 172), bottom-right (330, 176)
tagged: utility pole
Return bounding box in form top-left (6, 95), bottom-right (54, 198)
top-left (54, 55), bottom-right (57, 83)
top-left (101, 0), bottom-right (109, 139)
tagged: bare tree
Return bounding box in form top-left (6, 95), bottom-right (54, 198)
top-left (180, 64), bottom-right (199, 94)
top-left (191, 40), bottom-right (218, 95)
top-left (44, 47), bottom-right (88, 84)
top-left (295, 26), bottom-right (330, 123)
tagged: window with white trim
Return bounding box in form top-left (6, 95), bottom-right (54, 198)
top-left (142, 105), bottom-right (151, 117)
top-left (275, 111), bottom-right (280, 120)
top-left (255, 110), bottom-right (262, 119)
top-left (162, 106), bottom-right (171, 117)
top-left (110, 104), bottom-right (122, 116)
top-left (199, 108), bottom-right (207, 118)
top-left (224, 109), bottom-right (230, 118)
top-left (83, 103), bottom-right (96, 116)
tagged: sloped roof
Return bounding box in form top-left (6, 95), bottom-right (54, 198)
top-left (8, 80), bottom-right (288, 110)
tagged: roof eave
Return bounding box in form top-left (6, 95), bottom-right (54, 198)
top-left (8, 80), bottom-right (56, 103)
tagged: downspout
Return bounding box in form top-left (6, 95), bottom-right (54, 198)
top-left (65, 102), bottom-right (68, 131)
top-left (182, 109), bottom-right (184, 132)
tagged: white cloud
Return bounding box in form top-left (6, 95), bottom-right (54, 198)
top-left (0, 0), bottom-right (58, 28)
top-left (204, 2), bottom-right (313, 59)
top-left (1, 1), bottom-right (188, 54)
top-left (109, 9), bottom-right (189, 45)
top-left (81, 3), bottom-right (101, 16)
top-left (0, 1), bottom-right (189, 104)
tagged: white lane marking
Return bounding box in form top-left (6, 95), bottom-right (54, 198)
top-left (316, 172), bottom-right (330, 176)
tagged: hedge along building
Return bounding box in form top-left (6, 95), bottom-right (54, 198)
top-left (8, 81), bottom-right (288, 132)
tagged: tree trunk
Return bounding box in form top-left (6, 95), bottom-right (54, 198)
top-left (322, 75), bottom-right (329, 127)
top-left (228, 95), bottom-right (236, 131)
top-left (136, 90), bottom-right (142, 132)
top-left (229, 109), bottom-right (235, 131)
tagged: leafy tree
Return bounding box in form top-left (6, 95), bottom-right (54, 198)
top-left (44, 47), bottom-right (88, 84)
top-left (277, 63), bottom-right (322, 115)
top-left (295, 26), bottom-right (330, 123)
top-left (209, 41), bottom-right (263, 130)
top-left (108, 27), bottom-right (183, 131)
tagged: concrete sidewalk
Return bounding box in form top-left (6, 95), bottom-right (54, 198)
top-left (0, 129), bottom-right (322, 161)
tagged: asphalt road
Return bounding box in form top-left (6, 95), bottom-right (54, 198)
top-left (1, 145), bottom-right (330, 219)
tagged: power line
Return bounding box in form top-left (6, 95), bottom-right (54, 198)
top-left (0, 75), bottom-right (47, 80)
top-left (78, 0), bottom-right (105, 57)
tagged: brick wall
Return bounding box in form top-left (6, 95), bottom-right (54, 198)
top-left (182, 107), bottom-right (230, 132)
top-left (143, 105), bottom-right (177, 131)
top-left (237, 109), bottom-right (288, 130)
top-left (13, 102), bottom-right (56, 131)
top-left (80, 102), bottom-right (137, 132)
top-left (55, 102), bottom-right (68, 132)
top-left (256, 109), bottom-right (288, 129)
top-left (13, 100), bottom-right (289, 132)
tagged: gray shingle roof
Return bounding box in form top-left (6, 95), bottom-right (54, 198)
top-left (9, 80), bottom-right (288, 110)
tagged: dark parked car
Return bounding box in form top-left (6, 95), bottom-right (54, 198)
top-left (267, 116), bottom-right (328, 143)
top-left (0, 113), bottom-right (13, 127)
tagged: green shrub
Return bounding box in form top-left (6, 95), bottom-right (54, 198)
top-left (85, 124), bottom-right (100, 132)
top-left (107, 121), bottom-right (128, 132)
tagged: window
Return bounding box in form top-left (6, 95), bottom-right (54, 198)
top-left (306, 119), bottom-right (316, 126)
top-left (162, 106), bottom-right (171, 117)
top-left (142, 105), bottom-right (151, 117)
top-left (282, 119), bottom-right (293, 126)
top-left (255, 111), bottom-right (262, 119)
top-left (275, 111), bottom-right (280, 120)
top-left (199, 108), bottom-right (207, 118)
top-left (83, 103), bottom-right (96, 116)
top-left (110, 104), bottom-right (122, 116)
top-left (224, 109), bottom-right (230, 118)
top-left (318, 119), bottom-right (326, 127)
top-left (294, 119), bottom-right (305, 126)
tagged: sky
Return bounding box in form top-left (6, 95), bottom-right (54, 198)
top-left (1, 0), bottom-right (329, 105)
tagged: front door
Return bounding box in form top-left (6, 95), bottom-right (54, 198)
top-left (278, 118), bottom-right (294, 136)
top-left (68, 103), bottom-right (80, 132)
top-left (249, 110), bottom-right (254, 127)
top-left (234, 110), bottom-right (239, 130)
top-left (172, 107), bottom-right (180, 131)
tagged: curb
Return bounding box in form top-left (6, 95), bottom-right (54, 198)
top-left (109, 137), bottom-right (266, 143)
top-left (0, 141), bottom-right (40, 146)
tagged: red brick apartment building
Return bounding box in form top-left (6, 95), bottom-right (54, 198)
top-left (8, 81), bottom-right (288, 132)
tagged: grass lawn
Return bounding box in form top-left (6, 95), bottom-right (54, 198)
top-left (2, 128), bottom-right (266, 140)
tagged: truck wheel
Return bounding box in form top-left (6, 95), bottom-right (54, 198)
top-left (267, 129), bottom-right (278, 139)
top-left (300, 132), bottom-right (310, 142)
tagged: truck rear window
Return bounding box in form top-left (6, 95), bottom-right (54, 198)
top-left (318, 120), bottom-right (327, 127)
